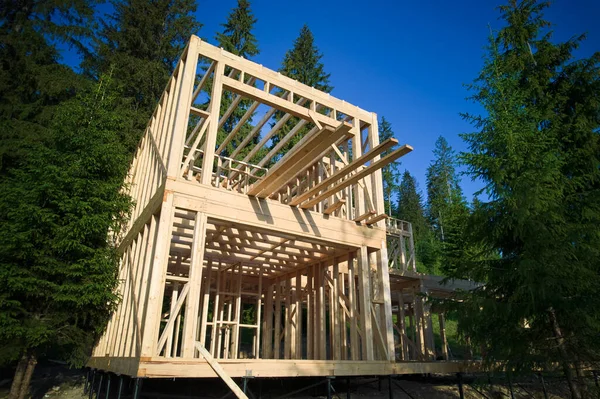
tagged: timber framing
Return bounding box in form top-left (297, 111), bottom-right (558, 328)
top-left (89, 36), bottom-right (478, 383)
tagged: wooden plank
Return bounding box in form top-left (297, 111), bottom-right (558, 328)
top-left (190, 106), bottom-right (210, 119)
top-left (216, 100), bottom-right (260, 155)
top-left (182, 212), bottom-right (207, 357)
top-left (201, 61), bottom-right (226, 185)
top-left (357, 246), bottom-right (374, 360)
top-left (300, 145), bottom-right (413, 209)
top-left (274, 281), bottom-right (281, 359)
top-left (157, 283), bottom-right (190, 354)
top-left (347, 253), bottom-right (359, 360)
top-left (439, 312), bottom-right (449, 360)
top-left (353, 210), bottom-right (376, 223)
top-left (365, 213), bottom-right (388, 225)
top-left (247, 122), bottom-right (352, 197)
top-left (166, 37), bottom-right (200, 178)
top-left (195, 344), bottom-right (249, 399)
top-left (199, 259), bottom-right (213, 349)
top-left (222, 75), bottom-right (339, 128)
top-left (170, 182), bottom-right (387, 250)
top-left (323, 199), bottom-right (345, 215)
top-left (288, 137), bottom-right (398, 206)
top-left (140, 193), bottom-right (175, 358)
top-left (195, 39), bottom-right (374, 122)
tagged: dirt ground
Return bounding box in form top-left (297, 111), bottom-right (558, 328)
top-left (0, 364), bottom-right (592, 399)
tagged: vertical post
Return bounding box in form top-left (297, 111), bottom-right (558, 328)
top-left (347, 253), bottom-right (358, 360)
top-left (439, 312), bottom-right (449, 360)
top-left (117, 375), bottom-right (124, 399)
top-left (140, 193), bottom-right (175, 358)
top-left (351, 120), bottom-right (364, 219)
top-left (388, 375), bottom-right (393, 399)
top-left (327, 377), bottom-right (333, 399)
top-left (376, 245), bottom-right (395, 361)
top-left (132, 378), bottom-right (142, 399)
top-left (166, 36), bottom-right (200, 178)
top-left (332, 259), bottom-right (341, 360)
top-left (317, 264), bottom-right (326, 359)
top-left (104, 374), bottom-right (111, 399)
top-left (357, 246), bottom-right (374, 360)
top-left (201, 60), bottom-right (226, 185)
top-left (88, 370), bottom-right (96, 399)
top-left (539, 373), bottom-right (548, 399)
top-left (96, 373), bottom-right (104, 399)
top-left (84, 369), bottom-right (90, 394)
top-left (274, 280), bottom-right (281, 359)
top-left (182, 212), bottom-right (207, 357)
top-left (346, 377), bottom-right (351, 399)
top-left (457, 373), bottom-right (464, 399)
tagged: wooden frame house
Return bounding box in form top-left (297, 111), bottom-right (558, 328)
top-left (88, 35), bottom-right (475, 381)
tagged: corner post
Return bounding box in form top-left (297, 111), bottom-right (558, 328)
top-left (201, 59), bottom-right (226, 185)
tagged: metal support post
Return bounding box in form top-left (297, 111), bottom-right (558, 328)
top-left (457, 373), bottom-right (464, 399)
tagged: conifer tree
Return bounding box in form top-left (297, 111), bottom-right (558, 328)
top-left (0, 0), bottom-right (93, 174)
top-left (0, 77), bottom-right (133, 399)
top-left (425, 136), bottom-right (469, 275)
top-left (379, 117), bottom-right (401, 216)
top-left (215, 0), bottom-right (260, 157)
top-left (397, 170), bottom-right (438, 273)
top-left (86, 0), bottom-right (202, 144)
top-left (216, 0), bottom-right (259, 59)
top-left (268, 25), bottom-right (333, 160)
top-left (455, 1), bottom-right (600, 395)
top-left (280, 25), bottom-right (332, 92)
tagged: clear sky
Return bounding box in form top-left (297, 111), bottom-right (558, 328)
top-left (62, 0), bottom-right (600, 203)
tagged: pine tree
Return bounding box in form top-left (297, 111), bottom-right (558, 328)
top-left (85, 0), bottom-right (202, 145)
top-left (0, 77), bottom-right (133, 399)
top-left (215, 0), bottom-right (259, 158)
top-left (379, 117), bottom-right (401, 216)
top-left (397, 170), bottom-right (438, 273)
top-left (267, 25), bottom-right (333, 160)
top-left (455, 1), bottom-right (600, 395)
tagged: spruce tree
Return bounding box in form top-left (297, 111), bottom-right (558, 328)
top-left (397, 170), bottom-right (438, 273)
top-left (216, 0), bottom-right (259, 59)
top-left (379, 117), bottom-right (401, 216)
top-left (0, 77), bottom-right (133, 399)
top-left (455, 0), bottom-right (600, 394)
top-left (215, 0), bottom-right (259, 158)
top-left (425, 136), bottom-right (469, 275)
top-left (0, 0), bottom-right (92, 174)
top-left (267, 25), bottom-right (333, 160)
top-left (280, 25), bottom-right (332, 92)
top-left (86, 0), bottom-right (202, 145)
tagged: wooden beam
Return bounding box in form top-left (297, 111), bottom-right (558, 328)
top-left (222, 76), bottom-right (339, 128)
top-left (195, 343), bottom-right (249, 399)
top-left (200, 61), bottom-right (226, 184)
top-left (365, 213), bottom-right (389, 226)
top-left (353, 210), bottom-right (376, 223)
top-left (288, 138), bottom-right (398, 206)
top-left (300, 145), bottom-right (413, 209)
top-left (247, 122), bottom-right (353, 198)
top-left (216, 100), bottom-right (260, 155)
top-left (323, 199), bottom-right (345, 215)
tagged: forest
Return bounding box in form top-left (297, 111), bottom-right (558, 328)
top-left (0, 0), bottom-right (598, 398)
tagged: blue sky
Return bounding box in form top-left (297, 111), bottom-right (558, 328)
top-left (62, 0), bottom-right (600, 203)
